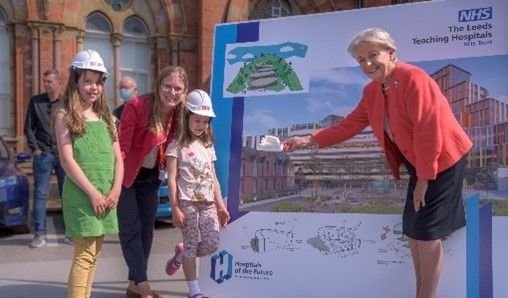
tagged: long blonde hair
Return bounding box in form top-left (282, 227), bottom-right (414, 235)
top-left (149, 66), bottom-right (188, 135)
top-left (58, 68), bottom-right (116, 141)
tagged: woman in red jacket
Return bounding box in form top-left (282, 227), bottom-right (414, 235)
top-left (284, 28), bottom-right (472, 298)
top-left (118, 66), bottom-right (188, 298)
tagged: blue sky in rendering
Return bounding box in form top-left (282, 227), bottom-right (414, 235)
top-left (242, 54), bottom-right (508, 136)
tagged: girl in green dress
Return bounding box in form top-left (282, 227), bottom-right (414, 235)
top-left (54, 49), bottom-right (124, 298)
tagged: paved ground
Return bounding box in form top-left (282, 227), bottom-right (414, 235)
top-left (0, 212), bottom-right (189, 298)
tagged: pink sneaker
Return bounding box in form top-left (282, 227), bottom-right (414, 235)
top-left (165, 243), bottom-right (184, 275)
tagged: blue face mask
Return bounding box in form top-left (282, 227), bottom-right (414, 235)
top-left (119, 88), bottom-right (132, 102)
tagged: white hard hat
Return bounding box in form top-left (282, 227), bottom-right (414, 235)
top-left (186, 89), bottom-right (216, 118)
top-left (70, 49), bottom-right (108, 75)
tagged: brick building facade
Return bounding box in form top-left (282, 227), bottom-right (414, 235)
top-left (0, 0), bottom-right (424, 152)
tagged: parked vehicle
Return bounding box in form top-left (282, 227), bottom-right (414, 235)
top-left (0, 136), bottom-right (31, 231)
top-left (156, 172), bottom-right (172, 220)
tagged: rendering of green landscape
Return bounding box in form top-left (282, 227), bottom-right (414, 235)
top-left (227, 53), bottom-right (303, 94)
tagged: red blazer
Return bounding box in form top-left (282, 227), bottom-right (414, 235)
top-left (313, 62), bottom-right (472, 180)
top-left (119, 94), bottom-right (177, 188)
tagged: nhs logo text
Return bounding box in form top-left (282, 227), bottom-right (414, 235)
top-left (458, 7), bottom-right (492, 22)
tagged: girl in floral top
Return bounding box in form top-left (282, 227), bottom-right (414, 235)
top-left (165, 89), bottom-right (229, 298)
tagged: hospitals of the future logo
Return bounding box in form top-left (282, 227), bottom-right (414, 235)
top-left (210, 250), bottom-right (274, 284)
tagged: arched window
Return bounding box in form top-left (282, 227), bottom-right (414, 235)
top-left (266, 0), bottom-right (291, 17)
top-left (252, 178), bottom-right (257, 196)
top-left (84, 12), bottom-right (114, 108)
top-left (252, 0), bottom-right (291, 19)
top-left (0, 8), bottom-right (12, 135)
top-left (86, 13), bottom-right (112, 32)
top-left (121, 17), bottom-right (150, 94)
top-left (240, 157), bottom-right (245, 176)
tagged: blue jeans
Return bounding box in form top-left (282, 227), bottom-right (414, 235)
top-left (31, 152), bottom-right (65, 236)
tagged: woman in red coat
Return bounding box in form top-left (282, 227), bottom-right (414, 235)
top-left (284, 28), bottom-right (472, 298)
top-left (118, 66), bottom-right (188, 298)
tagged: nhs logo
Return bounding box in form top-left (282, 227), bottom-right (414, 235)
top-left (458, 7), bottom-right (492, 22)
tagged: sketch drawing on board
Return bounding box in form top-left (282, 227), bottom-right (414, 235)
top-left (307, 221), bottom-right (362, 258)
top-left (377, 221), bottom-right (456, 265)
top-left (250, 228), bottom-right (300, 253)
top-left (378, 222), bottom-right (411, 261)
top-left (241, 218), bottom-right (303, 253)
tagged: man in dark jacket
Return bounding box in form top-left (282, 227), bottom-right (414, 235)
top-left (24, 69), bottom-right (67, 248)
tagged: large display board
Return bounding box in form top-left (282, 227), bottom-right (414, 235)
top-left (203, 0), bottom-right (508, 297)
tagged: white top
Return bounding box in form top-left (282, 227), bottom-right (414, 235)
top-left (142, 146), bottom-right (158, 169)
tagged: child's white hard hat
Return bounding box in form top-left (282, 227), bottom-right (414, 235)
top-left (70, 49), bottom-right (108, 75)
top-left (186, 89), bottom-right (216, 118)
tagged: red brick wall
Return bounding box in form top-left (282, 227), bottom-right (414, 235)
top-left (6, 0), bottom-right (423, 150)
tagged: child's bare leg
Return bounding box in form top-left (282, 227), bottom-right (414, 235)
top-left (183, 256), bottom-right (202, 296)
top-left (183, 256), bottom-right (197, 280)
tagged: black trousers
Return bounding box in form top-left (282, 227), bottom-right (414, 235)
top-left (118, 167), bottom-right (160, 283)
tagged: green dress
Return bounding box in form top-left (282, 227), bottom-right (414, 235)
top-left (63, 120), bottom-right (118, 237)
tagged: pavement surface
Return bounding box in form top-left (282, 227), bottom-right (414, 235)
top-left (0, 212), bottom-right (189, 298)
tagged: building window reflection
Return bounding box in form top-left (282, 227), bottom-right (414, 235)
top-left (84, 12), bottom-right (114, 108)
top-left (251, 0), bottom-right (291, 19)
top-left (0, 7), bottom-right (12, 135)
top-left (121, 17), bottom-right (150, 95)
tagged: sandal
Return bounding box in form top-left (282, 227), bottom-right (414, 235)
top-left (165, 243), bottom-right (184, 275)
